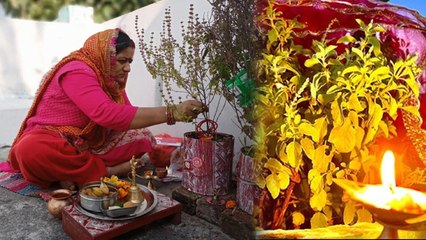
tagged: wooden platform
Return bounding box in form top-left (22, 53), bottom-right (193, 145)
top-left (62, 191), bottom-right (182, 240)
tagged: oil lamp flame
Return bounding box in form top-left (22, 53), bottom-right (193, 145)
top-left (332, 150), bottom-right (426, 238)
top-left (381, 150), bottom-right (396, 192)
top-left (350, 150), bottom-right (426, 213)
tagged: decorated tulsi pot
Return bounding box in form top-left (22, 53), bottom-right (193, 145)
top-left (236, 148), bottom-right (261, 214)
top-left (182, 132), bottom-right (234, 195)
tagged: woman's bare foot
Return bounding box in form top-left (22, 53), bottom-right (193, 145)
top-left (59, 181), bottom-right (76, 191)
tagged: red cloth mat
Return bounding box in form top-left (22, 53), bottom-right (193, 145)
top-left (0, 162), bottom-right (49, 197)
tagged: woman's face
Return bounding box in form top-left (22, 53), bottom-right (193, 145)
top-left (111, 46), bottom-right (135, 84)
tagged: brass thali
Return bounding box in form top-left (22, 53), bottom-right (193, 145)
top-left (75, 184), bottom-right (158, 221)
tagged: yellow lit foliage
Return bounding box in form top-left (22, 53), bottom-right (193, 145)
top-left (254, 2), bottom-right (421, 229)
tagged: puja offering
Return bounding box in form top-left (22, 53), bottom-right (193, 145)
top-left (78, 176), bottom-right (149, 218)
top-left (334, 151), bottom-right (426, 239)
top-left (74, 182), bottom-right (158, 221)
top-left (103, 175), bottom-right (131, 200)
top-left (63, 191), bottom-right (175, 240)
top-left (78, 157), bottom-right (150, 218)
top-left (80, 177), bottom-right (113, 197)
top-left (79, 181), bottom-right (118, 213)
top-left (101, 175), bottom-right (142, 218)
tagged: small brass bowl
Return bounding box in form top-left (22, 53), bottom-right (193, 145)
top-left (79, 181), bottom-right (118, 212)
top-left (155, 168), bottom-right (168, 178)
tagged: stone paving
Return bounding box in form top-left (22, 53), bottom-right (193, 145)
top-left (0, 146), bottom-right (239, 240)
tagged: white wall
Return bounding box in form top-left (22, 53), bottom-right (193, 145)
top-left (0, 4), bottom-right (5, 18)
top-left (0, 13), bottom-right (100, 99)
top-left (0, 0), bottom-right (245, 161)
top-left (0, 17), bottom-right (99, 144)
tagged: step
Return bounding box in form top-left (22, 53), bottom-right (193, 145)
top-left (172, 185), bottom-right (255, 240)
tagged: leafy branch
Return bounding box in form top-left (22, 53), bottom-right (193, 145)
top-left (135, 4), bottom-right (227, 128)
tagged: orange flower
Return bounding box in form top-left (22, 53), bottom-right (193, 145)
top-left (117, 187), bottom-right (128, 199)
top-left (104, 175), bottom-right (131, 200)
top-left (225, 200), bottom-right (236, 209)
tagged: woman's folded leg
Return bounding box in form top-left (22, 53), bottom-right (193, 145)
top-left (8, 128), bottom-right (107, 188)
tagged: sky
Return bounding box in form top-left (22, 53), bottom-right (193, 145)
top-left (388, 0), bottom-right (426, 17)
top-left (0, 2), bottom-right (424, 19)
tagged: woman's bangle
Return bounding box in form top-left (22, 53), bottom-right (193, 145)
top-left (166, 105), bottom-right (176, 125)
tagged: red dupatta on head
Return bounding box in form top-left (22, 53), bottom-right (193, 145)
top-left (12, 28), bottom-right (128, 150)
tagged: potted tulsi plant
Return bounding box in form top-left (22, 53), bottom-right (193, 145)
top-left (135, 4), bottom-right (234, 196)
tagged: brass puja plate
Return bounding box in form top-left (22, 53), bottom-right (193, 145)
top-left (75, 184), bottom-right (158, 221)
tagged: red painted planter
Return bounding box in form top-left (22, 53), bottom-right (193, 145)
top-left (182, 132), bottom-right (234, 195)
top-left (236, 150), bottom-right (261, 215)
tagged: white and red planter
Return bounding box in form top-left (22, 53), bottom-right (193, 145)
top-left (182, 132), bottom-right (234, 195)
top-left (236, 149), bottom-right (261, 215)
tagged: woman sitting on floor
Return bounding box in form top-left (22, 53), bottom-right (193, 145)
top-left (7, 28), bottom-right (206, 190)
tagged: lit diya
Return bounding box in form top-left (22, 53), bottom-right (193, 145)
top-left (333, 150), bottom-right (426, 239)
top-left (135, 170), bottom-right (160, 190)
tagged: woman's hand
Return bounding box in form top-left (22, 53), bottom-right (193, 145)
top-left (174, 100), bottom-right (208, 122)
top-left (129, 100), bottom-right (208, 129)
top-left (106, 157), bottom-right (145, 177)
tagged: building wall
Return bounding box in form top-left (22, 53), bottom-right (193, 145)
top-left (0, 17), bottom-right (99, 144)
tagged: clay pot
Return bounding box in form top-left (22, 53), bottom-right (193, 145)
top-left (47, 189), bottom-right (73, 220)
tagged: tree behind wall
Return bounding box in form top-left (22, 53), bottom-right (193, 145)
top-left (0, 0), bottom-right (157, 22)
